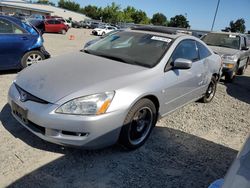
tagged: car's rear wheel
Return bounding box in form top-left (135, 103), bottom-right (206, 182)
top-left (200, 76), bottom-right (217, 103)
top-left (119, 98), bottom-right (157, 150)
top-left (21, 51), bottom-right (45, 68)
top-left (61, 29), bottom-right (66, 35)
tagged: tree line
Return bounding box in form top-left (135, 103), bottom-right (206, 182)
top-left (37, 0), bottom-right (248, 33)
top-left (57, 0), bottom-right (190, 28)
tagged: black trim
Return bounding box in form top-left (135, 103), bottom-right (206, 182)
top-left (15, 83), bottom-right (49, 104)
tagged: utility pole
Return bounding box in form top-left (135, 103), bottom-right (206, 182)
top-left (211, 0), bottom-right (221, 31)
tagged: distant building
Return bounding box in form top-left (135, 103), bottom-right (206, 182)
top-left (0, 0), bottom-right (90, 21)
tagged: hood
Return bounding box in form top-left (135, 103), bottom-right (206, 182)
top-left (209, 46), bottom-right (239, 56)
top-left (15, 52), bottom-right (148, 103)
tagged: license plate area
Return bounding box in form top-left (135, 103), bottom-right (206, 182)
top-left (12, 101), bottom-right (28, 124)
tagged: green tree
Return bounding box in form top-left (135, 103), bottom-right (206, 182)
top-left (81, 5), bottom-right (102, 20)
top-left (151, 13), bottom-right (167, 26)
top-left (102, 2), bottom-right (121, 23)
top-left (131, 10), bottom-right (149, 24)
top-left (123, 6), bottom-right (136, 23)
top-left (168, 14), bottom-right (190, 28)
top-left (36, 0), bottom-right (55, 5)
top-left (58, 0), bottom-right (80, 12)
top-left (229, 18), bottom-right (246, 33)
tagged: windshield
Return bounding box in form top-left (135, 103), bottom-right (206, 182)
top-left (85, 31), bottom-right (171, 68)
top-left (202, 33), bottom-right (240, 50)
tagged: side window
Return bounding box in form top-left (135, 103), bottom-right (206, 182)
top-left (47, 20), bottom-right (54, 24)
top-left (170, 40), bottom-right (199, 64)
top-left (0, 19), bottom-right (23, 34)
top-left (54, 20), bottom-right (61, 24)
top-left (196, 41), bottom-right (212, 59)
top-left (240, 37), bottom-right (246, 48)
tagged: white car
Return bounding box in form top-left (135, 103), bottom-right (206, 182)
top-left (92, 26), bottom-right (117, 36)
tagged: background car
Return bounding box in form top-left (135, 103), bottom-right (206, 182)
top-left (44, 19), bottom-right (68, 34)
top-left (55, 18), bottom-right (72, 28)
top-left (80, 20), bottom-right (92, 28)
top-left (90, 21), bottom-right (104, 29)
top-left (92, 25), bottom-right (117, 36)
top-left (71, 20), bottom-right (82, 28)
top-left (202, 32), bottom-right (250, 82)
top-left (8, 26), bottom-right (221, 150)
top-left (0, 15), bottom-right (50, 70)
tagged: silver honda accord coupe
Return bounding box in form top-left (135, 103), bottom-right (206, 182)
top-left (8, 26), bottom-right (222, 149)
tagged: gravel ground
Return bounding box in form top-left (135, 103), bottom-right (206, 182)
top-left (0, 28), bottom-right (249, 188)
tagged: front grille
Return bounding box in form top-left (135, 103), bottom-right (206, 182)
top-left (15, 83), bottom-right (49, 104)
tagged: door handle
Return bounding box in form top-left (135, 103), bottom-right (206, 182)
top-left (21, 36), bottom-right (28, 40)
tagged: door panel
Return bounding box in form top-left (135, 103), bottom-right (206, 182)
top-left (160, 39), bottom-right (206, 115)
top-left (0, 18), bottom-right (29, 69)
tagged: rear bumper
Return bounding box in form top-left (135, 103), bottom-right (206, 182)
top-left (40, 46), bottom-right (50, 59)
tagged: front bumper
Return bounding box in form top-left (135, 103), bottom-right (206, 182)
top-left (92, 30), bottom-right (98, 35)
top-left (40, 46), bottom-right (50, 59)
top-left (8, 84), bottom-right (126, 149)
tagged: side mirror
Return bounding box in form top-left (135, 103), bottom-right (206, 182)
top-left (241, 46), bottom-right (249, 51)
top-left (172, 58), bottom-right (192, 69)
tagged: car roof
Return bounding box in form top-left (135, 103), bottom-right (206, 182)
top-left (0, 15), bottom-right (23, 27)
top-left (126, 25), bottom-right (187, 39)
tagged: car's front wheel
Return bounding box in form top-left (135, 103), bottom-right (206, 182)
top-left (21, 51), bottom-right (45, 68)
top-left (200, 76), bottom-right (217, 103)
top-left (61, 29), bottom-right (66, 35)
top-left (119, 98), bottom-right (157, 150)
top-left (237, 61), bottom-right (248, 75)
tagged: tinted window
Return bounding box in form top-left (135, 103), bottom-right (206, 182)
top-left (54, 20), bottom-right (61, 24)
top-left (170, 40), bottom-right (199, 63)
top-left (196, 41), bottom-right (211, 59)
top-left (0, 19), bottom-right (23, 34)
top-left (47, 20), bottom-right (54, 24)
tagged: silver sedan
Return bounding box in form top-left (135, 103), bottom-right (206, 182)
top-left (8, 27), bottom-right (222, 149)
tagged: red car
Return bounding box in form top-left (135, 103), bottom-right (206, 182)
top-left (45, 19), bottom-right (68, 34)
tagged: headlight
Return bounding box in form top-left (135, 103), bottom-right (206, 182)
top-left (56, 92), bottom-right (115, 115)
top-left (221, 54), bottom-right (237, 61)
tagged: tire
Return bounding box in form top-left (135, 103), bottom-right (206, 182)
top-left (21, 51), bottom-right (45, 68)
top-left (200, 76), bottom-right (217, 103)
top-left (225, 63), bottom-right (238, 83)
top-left (119, 98), bottom-right (157, 150)
top-left (61, 29), bottom-right (66, 35)
top-left (102, 32), bottom-right (105, 36)
top-left (237, 59), bottom-right (248, 75)
top-left (237, 64), bottom-right (247, 75)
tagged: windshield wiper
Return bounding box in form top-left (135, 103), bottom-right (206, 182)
top-left (95, 54), bottom-right (130, 64)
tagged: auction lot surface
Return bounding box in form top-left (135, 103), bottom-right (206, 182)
top-left (0, 28), bottom-right (250, 188)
